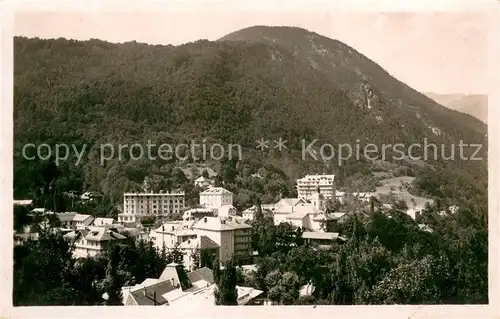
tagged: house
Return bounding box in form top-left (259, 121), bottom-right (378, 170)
top-left (273, 189), bottom-right (329, 232)
top-left (72, 214), bottom-right (95, 230)
top-left (122, 264), bottom-right (262, 306)
top-left (93, 217), bottom-right (115, 227)
top-left (56, 212), bottom-right (77, 229)
top-left (80, 191), bottom-right (103, 202)
top-left (182, 207), bottom-right (216, 222)
top-left (177, 235), bottom-right (220, 271)
top-left (64, 226), bottom-right (126, 258)
top-left (302, 231), bottom-right (346, 248)
top-left (194, 176), bottom-right (213, 189)
top-left (149, 221), bottom-right (197, 250)
top-left (241, 205), bottom-right (275, 221)
top-left (199, 187), bottom-right (233, 209)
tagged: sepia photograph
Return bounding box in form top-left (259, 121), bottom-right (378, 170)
top-left (2, 0), bottom-right (498, 316)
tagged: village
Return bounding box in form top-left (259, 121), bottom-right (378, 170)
top-left (13, 170), bottom-right (461, 306)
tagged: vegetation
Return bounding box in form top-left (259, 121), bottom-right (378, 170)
top-left (12, 26), bottom-right (488, 306)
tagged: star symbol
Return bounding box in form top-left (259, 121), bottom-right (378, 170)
top-left (256, 137), bottom-right (270, 151)
top-left (273, 138), bottom-right (288, 151)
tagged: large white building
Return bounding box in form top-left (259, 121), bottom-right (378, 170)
top-left (199, 187), bottom-right (233, 209)
top-left (296, 174), bottom-right (336, 200)
top-left (119, 191), bottom-right (186, 223)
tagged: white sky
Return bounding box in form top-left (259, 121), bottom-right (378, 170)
top-left (13, 4), bottom-right (493, 94)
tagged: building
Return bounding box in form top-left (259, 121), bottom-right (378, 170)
top-left (176, 235), bottom-right (220, 271)
top-left (64, 226), bottom-right (126, 258)
top-left (119, 191), bottom-right (186, 223)
top-left (56, 212), bottom-right (77, 229)
top-left (93, 217), bottom-right (115, 227)
top-left (192, 216), bottom-right (252, 264)
top-left (199, 187), bottom-right (233, 209)
top-left (296, 174), bottom-right (336, 200)
top-left (72, 214), bottom-right (94, 230)
top-left (273, 189), bottom-right (329, 232)
top-left (13, 199), bottom-right (33, 206)
top-left (182, 208), bottom-right (216, 222)
top-left (302, 231), bottom-right (346, 248)
top-left (194, 176), bottom-right (213, 189)
top-left (122, 264), bottom-right (262, 306)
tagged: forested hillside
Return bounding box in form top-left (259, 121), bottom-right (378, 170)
top-left (14, 26), bottom-right (487, 216)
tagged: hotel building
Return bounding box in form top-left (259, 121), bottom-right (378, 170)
top-left (296, 174), bottom-right (336, 200)
top-left (119, 191), bottom-right (186, 223)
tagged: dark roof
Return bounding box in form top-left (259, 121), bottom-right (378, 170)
top-left (187, 267), bottom-right (215, 284)
top-left (199, 236), bottom-right (220, 250)
top-left (129, 280), bottom-right (175, 305)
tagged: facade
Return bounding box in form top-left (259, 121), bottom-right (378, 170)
top-left (64, 226), bottom-right (126, 258)
top-left (296, 174), bottom-right (336, 200)
top-left (199, 187), bottom-right (233, 209)
top-left (93, 217), bottom-right (115, 227)
top-left (182, 208), bottom-right (216, 222)
top-left (72, 214), bottom-right (94, 230)
top-left (56, 212), bottom-right (77, 229)
top-left (192, 217), bottom-right (252, 264)
top-left (273, 190), bottom-right (328, 232)
top-left (119, 191), bottom-right (186, 223)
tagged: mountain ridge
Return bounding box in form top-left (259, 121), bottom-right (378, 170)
top-left (13, 26), bottom-right (487, 206)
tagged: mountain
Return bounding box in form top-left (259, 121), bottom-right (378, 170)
top-left (424, 93), bottom-right (488, 124)
top-left (13, 26), bottom-right (487, 208)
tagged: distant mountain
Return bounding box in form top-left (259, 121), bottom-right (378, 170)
top-left (424, 92), bottom-right (488, 123)
top-left (14, 26), bottom-right (487, 203)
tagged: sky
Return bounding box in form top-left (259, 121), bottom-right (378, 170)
top-left (14, 7), bottom-right (492, 95)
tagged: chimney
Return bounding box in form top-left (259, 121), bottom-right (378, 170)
top-left (204, 217), bottom-right (207, 223)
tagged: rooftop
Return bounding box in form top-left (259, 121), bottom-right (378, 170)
top-left (193, 216), bottom-right (251, 231)
top-left (73, 214), bottom-right (93, 222)
top-left (297, 174), bottom-right (335, 182)
top-left (302, 231), bottom-right (344, 240)
top-left (199, 187), bottom-right (233, 195)
top-left (124, 192), bottom-right (185, 196)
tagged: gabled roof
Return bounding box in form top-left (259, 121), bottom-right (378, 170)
top-left (73, 214), bottom-right (93, 222)
top-left (199, 236), bottom-right (220, 250)
top-left (56, 212), bottom-right (77, 222)
top-left (68, 227), bottom-right (126, 242)
top-left (128, 280), bottom-right (174, 305)
top-left (200, 187), bottom-right (233, 195)
top-left (277, 198), bottom-right (305, 207)
top-left (187, 267), bottom-right (215, 284)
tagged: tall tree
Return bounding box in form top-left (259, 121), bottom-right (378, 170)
top-left (214, 259), bottom-right (238, 305)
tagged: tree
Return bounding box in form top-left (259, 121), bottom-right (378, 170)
top-left (215, 259), bottom-right (238, 305)
top-left (101, 245), bottom-right (123, 305)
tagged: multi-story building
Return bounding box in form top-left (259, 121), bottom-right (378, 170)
top-left (192, 216), bottom-right (252, 264)
top-left (119, 191), bottom-right (186, 223)
top-left (199, 187), bottom-right (233, 209)
top-left (64, 226), bottom-right (126, 258)
top-left (296, 174), bottom-right (336, 200)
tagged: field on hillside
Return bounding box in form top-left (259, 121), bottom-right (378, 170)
top-left (375, 176), bottom-right (433, 208)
